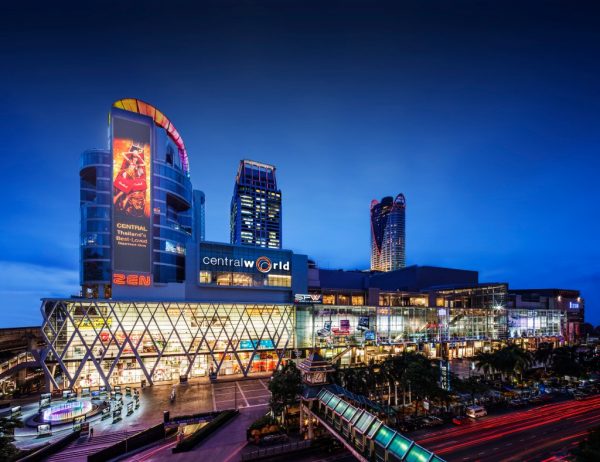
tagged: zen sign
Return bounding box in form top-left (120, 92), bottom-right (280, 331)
top-left (294, 294), bottom-right (323, 304)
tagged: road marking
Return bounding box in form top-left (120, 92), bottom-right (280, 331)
top-left (236, 381), bottom-right (250, 407)
top-left (222, 441), bottom-right (248, 462)
top-left (259, 379), bottom-right (269, 390)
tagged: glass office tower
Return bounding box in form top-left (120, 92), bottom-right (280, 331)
top-left (230, 160), bottom-right (282, 249)
top-left (370, 194), bottom-right (406, 272)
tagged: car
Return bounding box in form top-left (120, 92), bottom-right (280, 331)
top-left (466, 405), bottom-right (487, 418)
top-left (452, 416), bottom-right (471, 425)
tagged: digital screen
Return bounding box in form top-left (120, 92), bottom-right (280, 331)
top-left (340, 320), bottom-right (350, 331)
top-left (364, 330), bottom-right (376, 341)
top-left (239, 339), bottom-right (275, 350)
top-left (111, 115), bottom-right (152, 281)
top-left (357, 317), bottom-right (369, 330)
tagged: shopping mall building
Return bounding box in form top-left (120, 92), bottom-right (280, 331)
top-left (40, 99), bottom-right (584, 390)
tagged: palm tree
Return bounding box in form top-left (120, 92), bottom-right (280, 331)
top-left (474, 351), bottom-right (495, 379)
top-left (534, 344), bottom-right (554, 373)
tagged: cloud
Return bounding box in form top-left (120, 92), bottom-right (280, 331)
top-left (0, 261), bottom-right (79, 327)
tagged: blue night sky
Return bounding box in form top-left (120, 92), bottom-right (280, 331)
top-left (0, 1), bottom-right (598, 326)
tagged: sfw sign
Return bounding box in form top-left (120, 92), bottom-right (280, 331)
top-left (294, 294), bottom-right (322, 304)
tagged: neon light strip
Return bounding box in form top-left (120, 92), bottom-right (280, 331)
top-left (113, 99), bottom-right (190, 176)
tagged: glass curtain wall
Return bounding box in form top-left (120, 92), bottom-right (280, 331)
top-left (42, 300), bottom-right (294, 389)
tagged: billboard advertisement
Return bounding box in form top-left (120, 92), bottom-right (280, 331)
top-left (111, 115), bottom-right (152, 283)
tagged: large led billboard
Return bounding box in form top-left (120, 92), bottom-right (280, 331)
top-left (111, 114), bottom-right (152, 284)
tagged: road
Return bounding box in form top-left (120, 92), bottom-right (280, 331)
top-left (413, 395), bottom-right (600, 461)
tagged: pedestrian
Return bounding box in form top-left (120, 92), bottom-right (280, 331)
top-left (90, 427), bottom-right (93, 438)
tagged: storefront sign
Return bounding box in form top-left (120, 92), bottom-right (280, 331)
top-left (294, 294), bottom-right (322, 304)
top-left (239, 339), bottom-right (275, 350)
top-left (200, 255), bottom-right (290, 273)
top-left (77, 318), bottom-right (112, 330)
top-left (112, 273), bottom-right (151, 286)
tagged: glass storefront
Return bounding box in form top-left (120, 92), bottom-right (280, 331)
top-left (42, 300), bottom-right (294, 389)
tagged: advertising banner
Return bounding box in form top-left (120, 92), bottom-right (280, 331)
top-left (111, 115), bottom-right (152, 283)
top-left (357, 316), bottom-right (370, 331)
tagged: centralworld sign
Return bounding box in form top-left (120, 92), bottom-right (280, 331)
top-left (200, 255), bottom-right (290, 273)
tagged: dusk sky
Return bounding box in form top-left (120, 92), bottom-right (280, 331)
top-left (0, 0), bottom-right (598, 326)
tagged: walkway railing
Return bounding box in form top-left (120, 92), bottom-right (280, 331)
top-left (241, 440), bottom-right (312, 461)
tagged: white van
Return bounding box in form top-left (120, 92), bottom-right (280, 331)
top-left (466, 405), bottom-right (487, 418)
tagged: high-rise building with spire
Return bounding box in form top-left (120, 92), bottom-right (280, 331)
top-left (370, 194), bottom-right (406, 271)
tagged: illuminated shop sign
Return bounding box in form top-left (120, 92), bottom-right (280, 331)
top-left (569, 302), bottom-right (580, 309)
top-left (200, 255), bottom-right (290, 273)
top-left (295, 294), bottom-right (322, 304)
top-left (76, 318), bottom-right (112, 330)
top-left (112, 273), bottom-right (151, 286)
top-left (245, 306), bottom-right (281, 316)
top-left (357, 316), bottom-right (370, 331)
top-left (331, 319), bottom-right (350, 336)
top-left (239, 339), bottom-right (275, 350)
top-left (111, 113), bottom-right (153, 287)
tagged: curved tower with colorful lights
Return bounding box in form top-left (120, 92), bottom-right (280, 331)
top-left (80, 98), bottom-right (194, 298)
top-left (370, 194), bottom-right (406, 272)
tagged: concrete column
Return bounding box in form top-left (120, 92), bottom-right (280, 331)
top-left (299, 402), bottom-right (304, 435)
top-left (307, 402), bottom-right (314, 440)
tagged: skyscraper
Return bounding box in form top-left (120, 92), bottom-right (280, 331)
top-left (370, 194), bottom-right (406, 272)
top-left (230, 160), bottom-right (282, 248)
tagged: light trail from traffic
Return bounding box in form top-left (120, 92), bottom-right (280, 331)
top-left (413, 395), bottom-right (600, 461)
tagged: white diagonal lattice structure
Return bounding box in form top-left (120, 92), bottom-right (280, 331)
top-left (41, 299), bottom-right (295, 389)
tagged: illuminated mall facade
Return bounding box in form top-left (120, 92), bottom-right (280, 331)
top-left (40, 100), bottom-right (585, 390)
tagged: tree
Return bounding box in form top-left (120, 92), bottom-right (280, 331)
top-left (0, 416), bottom-right (23, 461)
top-left (551, 346), bottom-right (583, 378)
top-left (473, 351), bottom-right (495, 379)
top-left (400, 354), bottom-right (439, 416)
top-left (453, 376), bottom-right (489, 405)
top-left (268, 361), bottom-right (303, 427)
top-left (534, 344), bottom-right (554, 373)
top-left (489, 345), bottom-right (532, 382)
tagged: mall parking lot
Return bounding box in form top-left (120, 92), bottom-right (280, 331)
top-left (212, 378), bottom-right (271, 410)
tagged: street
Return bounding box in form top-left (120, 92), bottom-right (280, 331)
top-left (413, 395), bottom-right (600, 461)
